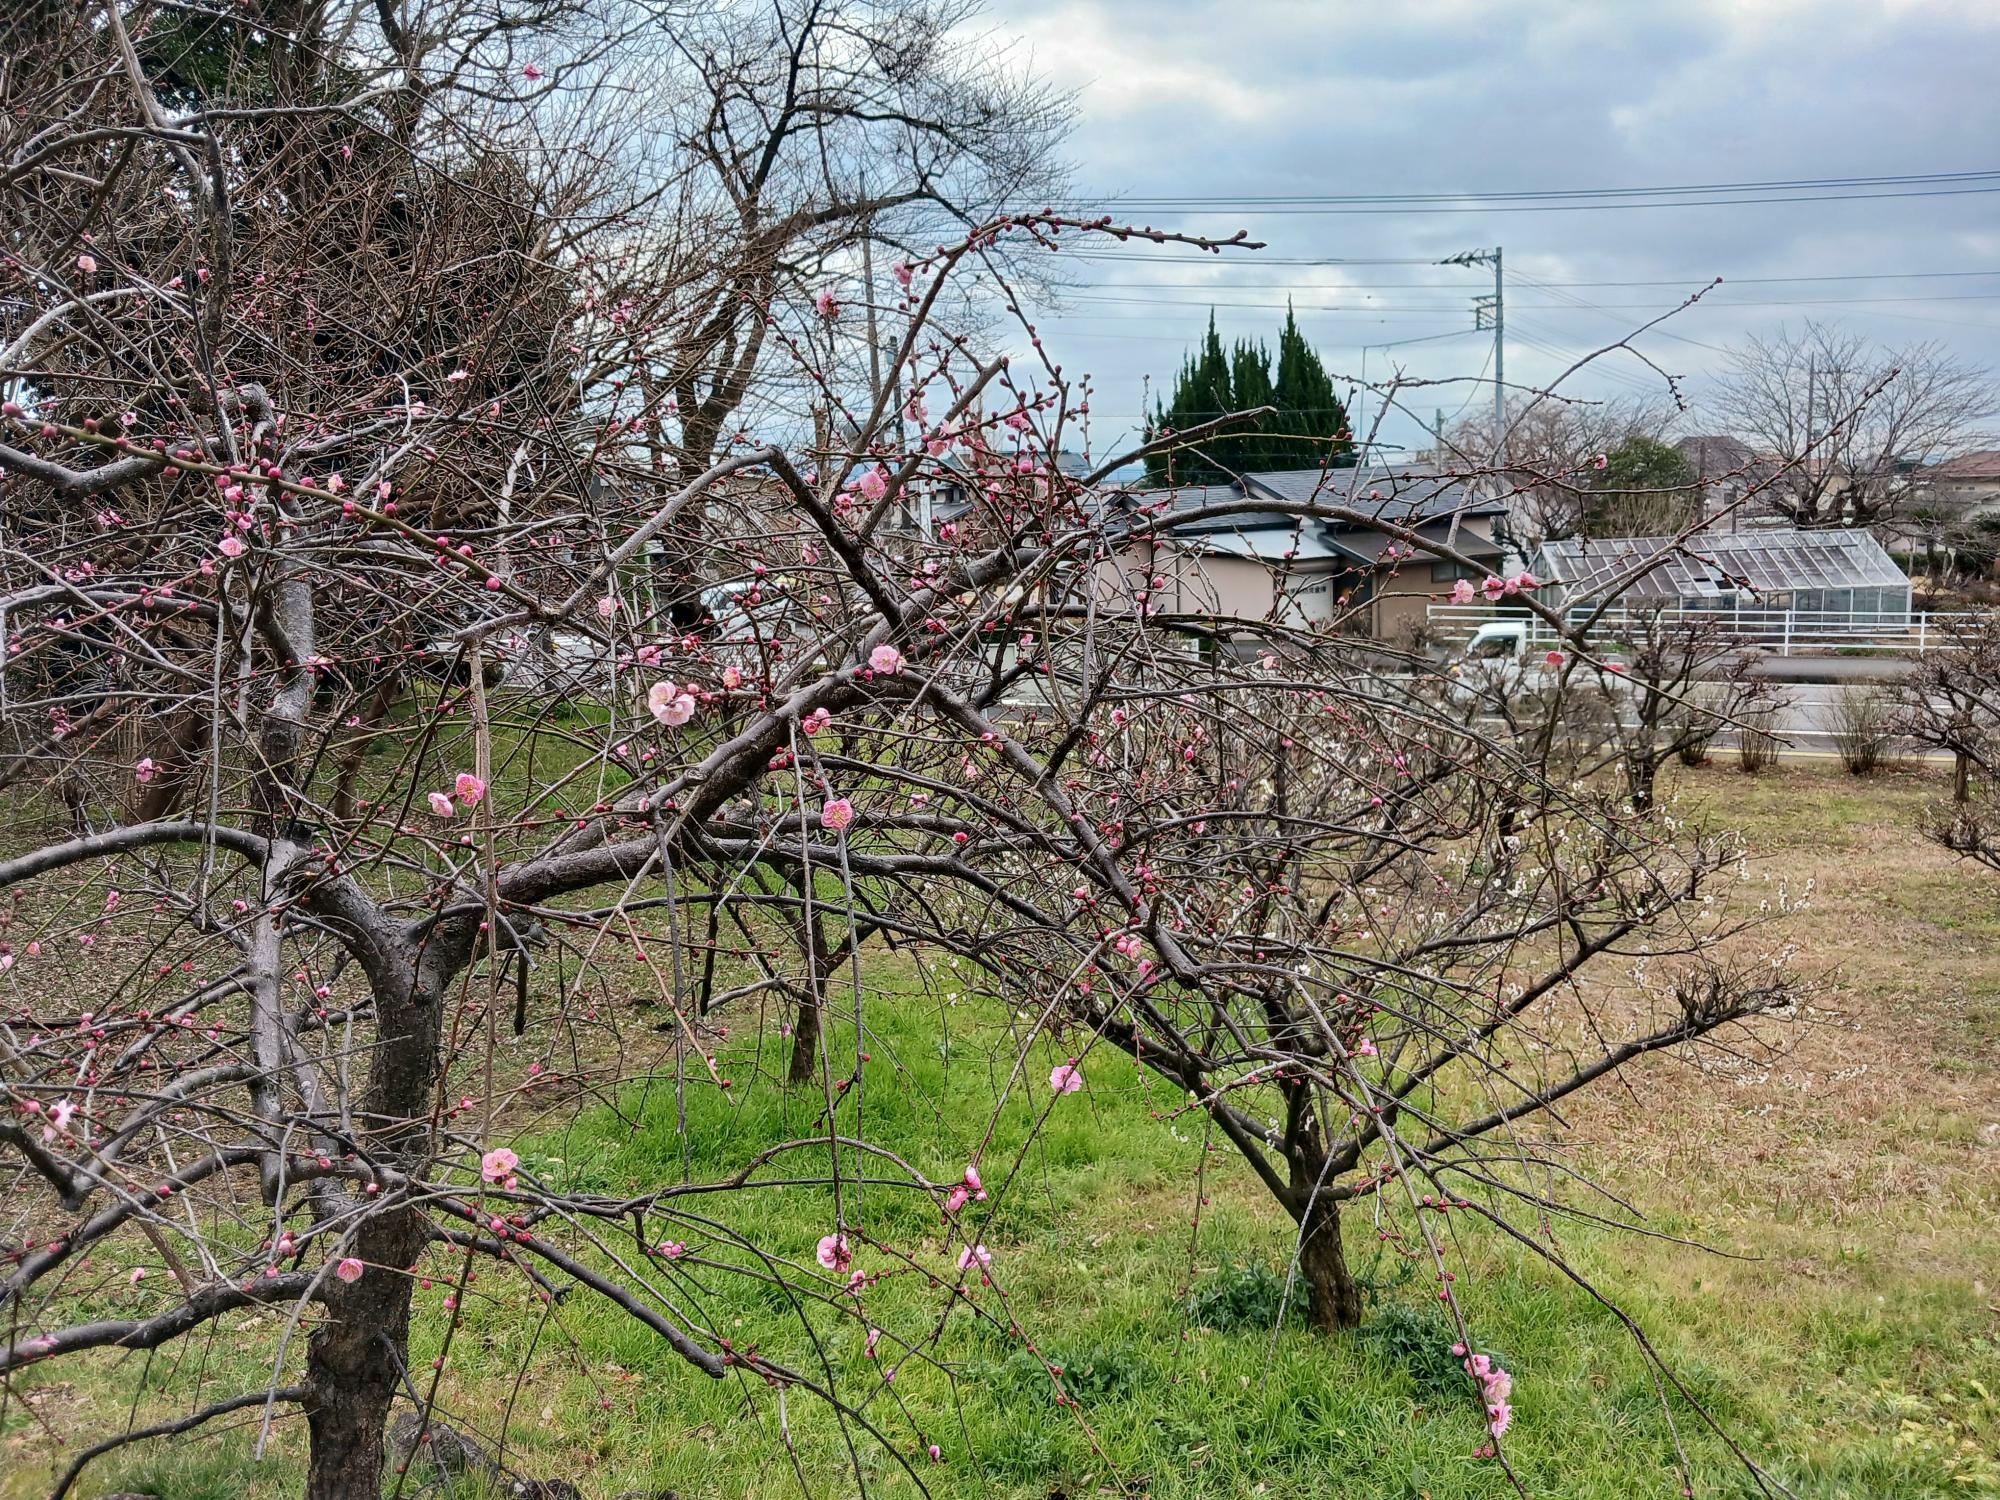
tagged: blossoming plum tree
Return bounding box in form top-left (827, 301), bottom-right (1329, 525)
top-left (1, 2), bottom-right (1799, 1496)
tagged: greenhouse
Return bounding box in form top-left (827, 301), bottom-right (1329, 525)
top-left (1536, 527), bottom-right (1912, 629)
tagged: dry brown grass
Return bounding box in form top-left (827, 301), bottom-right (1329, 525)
top-left (1563, 762), bottom-right (1999, 1277)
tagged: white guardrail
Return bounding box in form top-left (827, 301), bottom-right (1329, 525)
top-left (1426, 603), bottom-right (1994, 657)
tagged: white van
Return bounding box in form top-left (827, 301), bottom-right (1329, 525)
top-left (1445, 619), bottom-right (1630, 704)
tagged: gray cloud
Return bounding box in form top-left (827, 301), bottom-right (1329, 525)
top-left (983, 0), bottom-right (2000, 457)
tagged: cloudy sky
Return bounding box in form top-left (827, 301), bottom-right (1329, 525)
top-left (979, 0), bottom-right (2000, 462)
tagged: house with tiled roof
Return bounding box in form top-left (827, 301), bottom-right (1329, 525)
top-left (1921, 450), bottom-right (2000, 515)
top-left (1096, 465), bottom-right (1509, 640)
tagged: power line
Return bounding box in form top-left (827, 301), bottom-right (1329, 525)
top-left (1048, 269), bottom-right (2000, 291)
top-left (1101, 169), bottom-right (2000, 202)
top-left (1050, 291), bottom-right (2000, 313)
top-left (1069, 168), bottom-right (2000, 210)
top-left (1064, 186), bottom-right (2000, 216)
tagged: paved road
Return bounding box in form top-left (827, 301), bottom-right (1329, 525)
top-left (1748, 654), bottom-right (1920, 683)
top-left (1733, 678), bottom-right (1950, 762)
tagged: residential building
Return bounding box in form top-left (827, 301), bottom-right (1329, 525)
top-left (1918, 450), bottom-right (2000, 518)
top-left (1097, 466), bottom-right (1509, 641)
top-left (1673, 434), bottom-right (1782, 529)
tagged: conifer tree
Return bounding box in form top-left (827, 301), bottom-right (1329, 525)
top-left (1146, 307), bottom-right (1353, 483)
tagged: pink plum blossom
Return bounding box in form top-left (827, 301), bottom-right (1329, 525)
top-left (218, 536), bottom-right (246, 559)
top-left (957, 1243), bottom-right (992, 1271)
top-left (821, 797), bottom-right (855, 833)
top-left (334, 1256), bottom-right (365, 1284)
top-left (1463, 1350), bottom-right (1515, 1442)
top-left (868, 643), bottom-right (905, 675)
top-left (481, 1146), bottom-right (518, 1184)
top-left (454, 772), bottom-right (487, 807)
top-left (134, 757), bottom-right (158, 784)
top-left (816, 1233), bottom-right (852, 1273)
top-left (44, 1098), bottom-right (76, 1140)
top-left (814, 287), bottom-right (839, 320)
top-left (648, 681), bottom-right (696, 726)
top-left (1049, 1062), bottom-right (1083, 1095)
top-left (427, 791), bottom-right (455, 818)
top-left (1449, 578), bottom-right (1476, 605)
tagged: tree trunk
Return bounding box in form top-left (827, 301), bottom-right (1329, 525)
top-left (302, 945), bottom-right (455, 1495)
top-left (787, 983), bottom-right (822, 1085)
top-left (304, 1248), bottom-right (415, 1499)
top-left (1288, 1139), bottom-right (1363, 1331)
top-left (1296, 1188), bottom-right (1362, 1330)
top-left (1625, 750), bottom-right (1658, 814)
top-left (782, 868), bottom-right (831, 1086)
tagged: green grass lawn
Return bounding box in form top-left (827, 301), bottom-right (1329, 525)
top-left (5, 763), bottom-right (1998, 1499)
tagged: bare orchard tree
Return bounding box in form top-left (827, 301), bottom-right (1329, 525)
top-left (1895, 617), bottom-right (2000, 864)
top-left (0, 4), bottom-right (1093, 1494)
top-left (597, 0), bottom-right (1074, 484)
top-left (1559, 608), bottom-right (1777, 812)
top-left (1447, 396), bottom-right (1675, 545)
top-left (1712, 321), bottom-right (1997, 529)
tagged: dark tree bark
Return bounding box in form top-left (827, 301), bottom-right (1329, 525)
top-left (1293, 1160), bottom-right (1362, 1330)
top-left (302, 944), bottom-right (458, 1499)
top-left (304, 1263), bottom-right (413, 1500)
top-left (787, 981), bottom-right (824, 1086)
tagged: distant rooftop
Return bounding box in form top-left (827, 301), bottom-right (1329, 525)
top-left (1673, 434), bottom-right (1764, 474)
top-left (1928, 449), bottom-right (2000, 481)
top-left (1118, 465), bottom-right (1503, 535)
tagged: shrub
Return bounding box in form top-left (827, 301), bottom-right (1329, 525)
top-left (1675, 682), bottom-right (1729, 766)
top-left (978, 1341), bottom-right (1146, 1407)
top-left (1828, 681), bottom-right (1900, 775)
top-left (1737, 697), bottom-right (1782, 773)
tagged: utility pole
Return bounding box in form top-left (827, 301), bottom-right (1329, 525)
top-left (1441, 246), bottom-right (1504, 466)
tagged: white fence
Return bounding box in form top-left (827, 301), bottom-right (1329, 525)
top-left (1426, 603), bottom-right (1992, 657)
